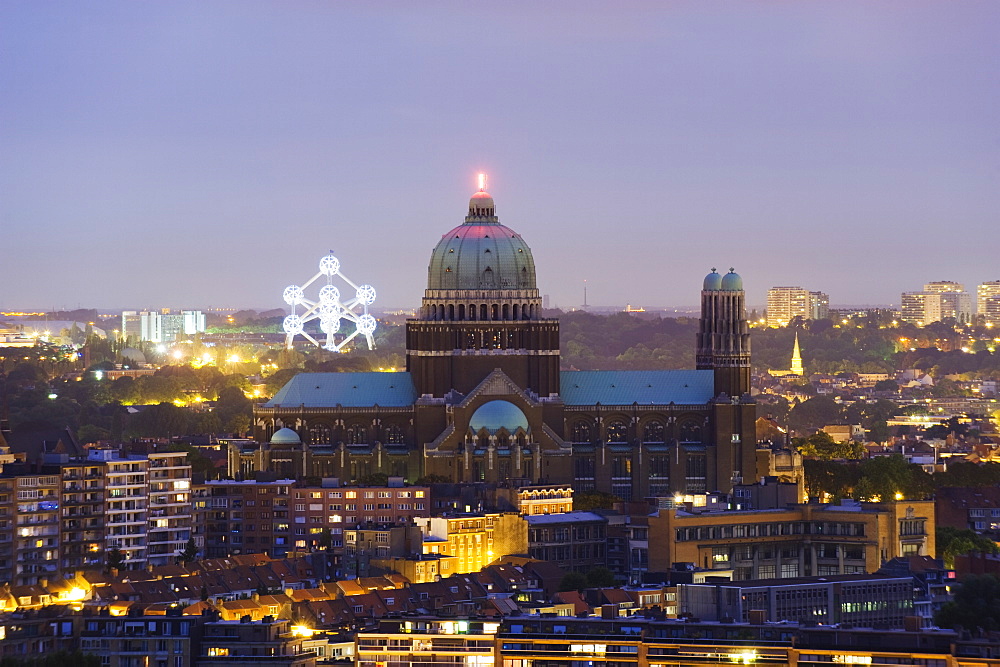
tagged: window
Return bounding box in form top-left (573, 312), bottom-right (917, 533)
top-left (606, 420), bottom-right (627, 443)
top-left (643, 421), bottom-right (665, 443)
top-left (571, 421), bottom-right (592, 443)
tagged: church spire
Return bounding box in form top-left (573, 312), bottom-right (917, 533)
top-left (791, 332), bottom-right (803, 376)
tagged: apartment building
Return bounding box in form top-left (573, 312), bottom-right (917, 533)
top-left (11, 471), bottom-right (62, 586)
top-left (766, 287), bottom-right (830, 327)
top-left (59, 458), bottom-right (106, 571)
top-left (648, 498), bottom-right (935, 579)
top-left (147, 451), bottom-right (193, 566)
top-left (95, 450), bottom-right (150, 567)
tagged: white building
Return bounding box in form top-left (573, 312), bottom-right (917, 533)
top-left (766, 287), bottom-right (829, 327)
top-left (901, 283), bottom-right (972, 325)
top-left (978, 281), bottom-right (1000, 321)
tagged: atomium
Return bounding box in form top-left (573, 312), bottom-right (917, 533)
top-left (280, 251), bottom-right (377, 352)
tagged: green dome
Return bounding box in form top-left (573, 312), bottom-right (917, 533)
top-left (270, 427), bottom-right (302, 444)
top-left (721, 270), bottom-right (743, 291)
top-left (469, 400), bottom-right (529, 434)
top-left (427, 189), bottom-right (537, 291)
top-left (703, 270), bottom-right (723, 291)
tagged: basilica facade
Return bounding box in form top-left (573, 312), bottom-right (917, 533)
top-left (248, 182), bottom-right (765, 498)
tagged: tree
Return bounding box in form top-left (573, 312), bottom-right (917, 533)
top-left (106, 547), bottom-right (126, 573)
top-left (585, 566), bottom-right (616, 587)
top-left (415, 474), bottom-right (451, 484)
top-left (788, 396), bottom-right (841, 434)
top-left (935, 574), bottom-right (1000, 631)
top-left (357, 472), bottom-right (389, 486)
top-left (558, 571), bottom-right (588, 592)
top-left (794, 432), bottom-right (865, 460)
top-left (936, 527), bottom-right (1000, 568)
top-left (178, 537), bottom-right (198, 563)
top-left (873, 379), bottom-right (898, 392)
top-left (573, 491), bottom-right (620, 511)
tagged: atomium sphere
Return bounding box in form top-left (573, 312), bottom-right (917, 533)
top-left (318, 254), bottom-right (340, 276)
top-left (356, 284), bottom-right (377, 305)
top-left (318, 284), bottom-right (341, 303)
top-left (282, 285), bottom-right (305, 306)
top-left (320, 316), bottom-right (341, 334)
top-left (357, 313), bottom-right (377, 335)
top-left (282, 314), bottom-right (305, 335)
top-left (318, 301), bottom-right (340, 318)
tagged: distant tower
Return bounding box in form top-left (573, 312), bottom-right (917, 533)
top-left (697, 268), bottom-right (751, 396)
top-left (790, 332), bottom-right (804, 376)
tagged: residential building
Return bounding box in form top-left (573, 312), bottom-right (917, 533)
top-left (648, 498), bottom-right (935, 579)
top-left (678, 574), bottom-right (915, 627)
top-left (94, 449), bottom-right (150, 567)
top-left (199, 617), bottom-right (316, 667)
top-left (58, 458), bottom-right (106, 571)
top-left (147, 451), bottom-right (193, 566)
top-left (526, 511), bottom-right (608, 573)
top-left (977, 280), bottom-right (1000, 318)
top-left (11, 471), bottom-right (61, 586)
top-left (194, 478), bottom-right (295, 558)
top-left (356, 617), bottom-right (499, 667)
top-left (901, 282), bottom-right (973, 325)
top-left (766, 287), bottom-right (829, 327)
top-left (415, 513), bottom-right (528, 576)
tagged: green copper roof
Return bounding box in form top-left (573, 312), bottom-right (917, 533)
top-left (264, 372), bottom-right (417, 408)
top-left (560, 370), bottom-right (715, 405)
top-left (426, 190), bottom-right (537, 291)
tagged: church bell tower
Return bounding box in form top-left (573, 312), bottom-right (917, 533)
top-left (697, 268), bottom-right (751, 397)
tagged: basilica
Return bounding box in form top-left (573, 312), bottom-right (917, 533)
top-left (246, 181), bottom-right (769, 498)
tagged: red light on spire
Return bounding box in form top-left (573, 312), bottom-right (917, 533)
top-left (478, 173), bottom-right (487, 192)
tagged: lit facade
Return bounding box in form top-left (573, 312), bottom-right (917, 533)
top-left (146, 451), bottom-right (193, 566)
top-left (10, 472), bottom-right (61, 586)
top-left (901, 282), bottom-right (972, 325)
top-left (766, 287), bottom-right (829, 327)
top-left (59, 459), bottom-right (106, 571)
top-left (648, 499), bottom-right (935, 580)
top-left (979, 280), bottom-right (1000, 322)
top-left (96, 451), bottom-right (149, 567)
top-left (415, 513), bottom-right (528, 576)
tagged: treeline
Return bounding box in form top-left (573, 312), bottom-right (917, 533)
top-left (804, 458), bottom-right (1000, 502)
top-left (552, 310), bottom-right (1000, 378)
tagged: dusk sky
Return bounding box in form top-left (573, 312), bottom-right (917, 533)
top-left (2, 2), bottom-right (998, 313)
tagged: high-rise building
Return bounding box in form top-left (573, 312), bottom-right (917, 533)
top-left (120, 309), bottom-right (206, 343)
top-left (146, 451), bottom-right (193, 566)
top-left (766, 286), bottom-right (829, 327)
top-left (901, 283), bottom-right (972, 325)
top-left (977, 281), bottom-right (1000, 319)
top-left (94, 450), bottom-right (150, 568)
top-left (984, 296), bottom-right (1000, 327)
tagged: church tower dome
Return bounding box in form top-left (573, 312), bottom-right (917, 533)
top-left (406, 175), bottom-right (559, 397)
top-left (697, 267), bottom-right (751, 396)
top-left (425, 179), bottom-right (537, 294)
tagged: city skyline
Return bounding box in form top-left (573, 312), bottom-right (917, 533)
top-left (3, 2), bottom-right (998, 311)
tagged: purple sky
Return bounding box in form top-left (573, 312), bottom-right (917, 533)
top-left (2, 2), bottom-right (998, 312)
